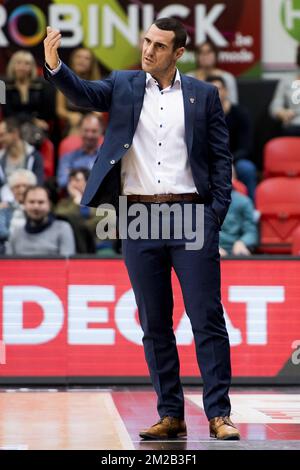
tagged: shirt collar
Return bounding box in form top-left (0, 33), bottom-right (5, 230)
top-left (146, 68), bottom-right (181, 90)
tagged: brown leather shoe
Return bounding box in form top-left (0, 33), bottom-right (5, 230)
top-left (139, 416), bottom-right (187, 440)
top-left (209, 416), bottom-right (240, 440)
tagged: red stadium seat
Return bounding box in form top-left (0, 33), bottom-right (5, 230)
top-left (256, 177), bottom-right (300, 253)
top-left (58, 135), bottom-right (103, 158)
top-left (58, 134), bottom-right (82, 158)
top-left (292, 225), bottom-right (300, 255)
top-left (264, 137), bottom-right (300, 178)
top-left (39, 137), bottom-right (55, 178)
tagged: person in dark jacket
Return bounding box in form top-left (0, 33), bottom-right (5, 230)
top-left (0, 118), bottom-right (44, 201)
top-left (206, 75), bottom-right (257, 201)
top-left (43, 19), bottom-right (240, 441)
top-left (2, 50), bottom-right (55, 131)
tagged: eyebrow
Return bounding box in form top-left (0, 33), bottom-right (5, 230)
top-left (144, 36), bottom-right (168, 48)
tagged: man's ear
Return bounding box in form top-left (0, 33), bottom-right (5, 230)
top-left (175, 47), bottom-right (185, 61)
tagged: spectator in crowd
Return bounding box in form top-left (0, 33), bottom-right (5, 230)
top-left (206, 75), bottom-right (257, 201)
top-left (55, 167), bottom-right (117, 254)
top-left (55, 168), bottom-right (97, 253)
top-left (269, 44), bottom-right (300, 136)
top-left (219, 170), bottom-right (258, 257)
top-left (3, 50), bottom-right (55, 132)
top-left (0, 169), bottom-right (37, 253)
top-left (187, 39), bottom-right (238, 104)
top-left (57, 113), bottom-right (103, 188)
top-left (6, 185), bottom-right (75, 256)
top-left (56, 47), bottom-right (102, 135)
top-left (0, 118), bottom-right (44, 201)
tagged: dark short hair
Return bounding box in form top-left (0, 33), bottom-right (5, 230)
top-left (23, 185), bottom-right (51, 202)
top-left (195, 39), bottom-right (218, 69)
top-left (206, 75), bottom-right (227, 88)
top-left (69, 167), bottom-right (90, 182)
top-left (196, 39), bottom-right (219, 57)
top-left (153, 17), bottom-right (187, 50)
top-left (2, 116), bottom-right (21, 134)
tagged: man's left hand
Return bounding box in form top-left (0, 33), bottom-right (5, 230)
top-left (232, 240), bottom-right (251, 256)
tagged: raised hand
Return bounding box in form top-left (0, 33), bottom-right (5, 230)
top-left (44, 26), bottom-right (62, 70)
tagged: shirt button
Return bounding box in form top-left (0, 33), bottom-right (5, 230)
top-left (158, 142), bottom-right (162, 146)
top-left (124, 143), bottom-right (130, 149)
top-left (158, 180), bottom-right (161, 183)
top-left (160, 124), bottom-right (162, 128)
top-left (161, 107), bottom-right (163, 110)
top-left (158, 162), bottom-right (161, 165)
top-left (110, 159), bottom-right (115, 165)
top-left (161, 91), bottom-right (163, 95)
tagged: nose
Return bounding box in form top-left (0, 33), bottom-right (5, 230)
top-left (145, 43), bottom-right (154, 57)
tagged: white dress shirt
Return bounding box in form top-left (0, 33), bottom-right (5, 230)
top-left (46, 62), bottom-right (197, 195)
top-left (121, 70), bottom-right (197, 195)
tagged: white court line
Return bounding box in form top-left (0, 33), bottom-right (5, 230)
top-left (186, 394), bottom-right (300, 423)
top-left (0, 445), bottom-right (28, 450)
top-left (104, 394), bottom-right (134, 450)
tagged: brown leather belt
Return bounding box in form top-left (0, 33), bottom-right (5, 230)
top-left (126, 193), bottom-right (203, 203)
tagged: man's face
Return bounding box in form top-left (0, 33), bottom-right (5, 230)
top-left (81, 117), bottom-right (102, 149)
top-left (69, 172), bottom-right (86, 195)
top-left (141, 24), bottom-right (184, 76)
top-left (11, 177), bottom-right (32, 204)
top-left (0, 123), bottom-right (16, 149)
top-left (24, 188), bottom-right (50, 222)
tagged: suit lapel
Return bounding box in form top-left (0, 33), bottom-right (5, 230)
top-left (181, 74), bottom-right (196, 157)
top-left (132, 71), bottom-right (146, 134)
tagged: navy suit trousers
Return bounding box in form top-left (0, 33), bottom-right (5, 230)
top-left (121, 202), bottom-right (231, 420)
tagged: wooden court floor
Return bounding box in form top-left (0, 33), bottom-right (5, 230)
top-left (1, 387), bottom-right (300, 450)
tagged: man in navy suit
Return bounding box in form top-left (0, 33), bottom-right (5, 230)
top-left (44, 17), bottom-right (240, 441)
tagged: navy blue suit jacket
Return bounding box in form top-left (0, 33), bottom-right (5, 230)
top-left (44, 63), bottom-right (232, 224)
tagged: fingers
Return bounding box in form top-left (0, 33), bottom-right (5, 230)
top-left (46, 37), bottom-right (61, 51)
top-left (44, 29), bottom-right (61, 55)
top-left (44, 26), bottom-right (61, 44)
top-left (44, 26), bottom-right (61, 67)
top-left (46, 26), bottom-right (60, 36)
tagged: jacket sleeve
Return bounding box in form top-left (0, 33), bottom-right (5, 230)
top-left (43, 61), bottom-right (116, 112)
top-left (207, 86), bottom-right (233, 225)
top-left (269, 77), bottom-right (287, 118)
top-left (231, 106), bottom-right (253, 162)
top-left (56, 152), bottom-right (72, 188)
top-left (5, 231), bottom-right (15, 255)
top-left (32, 150), bottom-right (44, 184)
top-left (239, 197), bottom-right (258, 249)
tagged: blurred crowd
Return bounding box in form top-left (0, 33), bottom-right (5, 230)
top-left (1, 41), bottom-right (300, 258)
